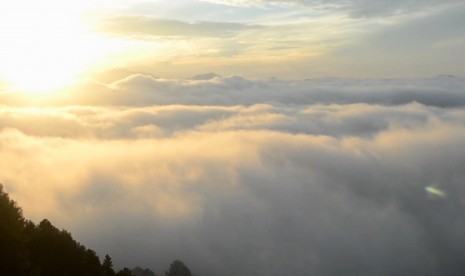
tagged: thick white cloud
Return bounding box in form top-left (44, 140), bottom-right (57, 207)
top-left (1, 75), bottom-right (465, 275)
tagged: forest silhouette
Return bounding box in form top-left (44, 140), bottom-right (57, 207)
top-left (0, 184), bottom-right (193, 276)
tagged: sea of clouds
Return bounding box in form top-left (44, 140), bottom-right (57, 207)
top-left (1, 74), bottom-right (465, 275)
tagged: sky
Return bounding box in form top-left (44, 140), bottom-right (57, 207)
top-left (1, 0), bottom-right (465, 275)
top-left (0, 0), bottom-right (464, 90)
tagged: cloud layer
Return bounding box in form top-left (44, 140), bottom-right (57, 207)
top-left (64, 74), bottom-right (465, 107)
top-left (2, 75), bottom-right (465, 275)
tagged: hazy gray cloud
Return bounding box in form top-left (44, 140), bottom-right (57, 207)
top-left (321, 0), bottom-right (460, 17)
top-left (2, 75), bottom-right (465, 275)
top-left (62, 74), bottom-right (465, 108)
top-left (5, 102), bottom-right (465, 139)
top-left (204, 0), bottom-right (461, 17)
top-left (333, 4), bottom-right (465, 62)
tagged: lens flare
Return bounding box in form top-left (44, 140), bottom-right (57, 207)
top-left (425, 185), bottom-right (446, 199)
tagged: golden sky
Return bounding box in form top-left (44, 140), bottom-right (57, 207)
top-left (1, 0), bottom-right (464, 95)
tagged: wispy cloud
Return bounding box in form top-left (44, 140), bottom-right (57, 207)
top-left (201, 0), bottom-right (461, 17)
top-left (100, 16), bottom-right (262, 38)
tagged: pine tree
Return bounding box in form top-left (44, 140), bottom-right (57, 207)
top-left (165, 260), bottom-right (192, 276)
top-left (103, 254), bottom-right (116, 276)
top-left (0, 183), bottom-right (29, 275)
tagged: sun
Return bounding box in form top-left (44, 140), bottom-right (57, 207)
top-left (0, 1), bottom-right (108, 95)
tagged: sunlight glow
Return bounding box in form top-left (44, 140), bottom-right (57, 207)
top-left (0, 1), bottom-right (111, 95)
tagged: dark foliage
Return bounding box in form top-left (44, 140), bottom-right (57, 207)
top-left (132, 266), bottom-right (157, 276)
top-left (165, 260), bottom-right (193, 276)
top-left (0, 183), bottom-right (193, 276)
top-left (116, 267), bottom-right (135, 276)
top-left (28, 219), bottom-right (102, 275)
top-left (0, 184), bottom-right (109, 276)
top-left (0, 183), bottom-right (29, 275)
top-left (103, 254), bottom-right (116, 276)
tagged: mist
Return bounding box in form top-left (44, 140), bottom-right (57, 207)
top-left (2, 75), bottom-right (465, 275)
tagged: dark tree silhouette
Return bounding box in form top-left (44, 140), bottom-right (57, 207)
top-left (165, 260), bottom-right (193, 276)
top-left (28, 219), bottom-right (91, 275)
top-left (0, 183), bottom-right (196, 276)
top-left (103, 254), bottom-right (116, 276)
top-left (84, 249), bottom-right (105, 275)
top-left (116, 267), bottom-right (135, 276)
top-left (0, 184), bottom-right (29, 275)
top-left (132, 266), bottom-right (157, 276)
